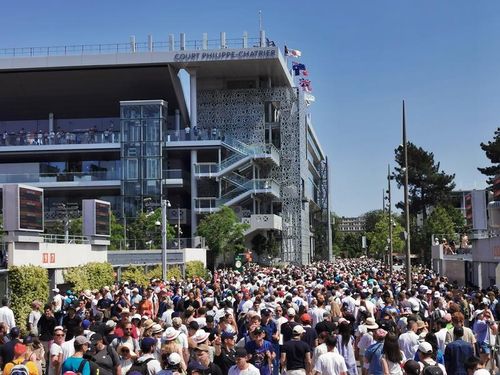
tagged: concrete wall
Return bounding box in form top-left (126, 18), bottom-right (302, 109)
top-left (9, 242), bottom-right (107, 268)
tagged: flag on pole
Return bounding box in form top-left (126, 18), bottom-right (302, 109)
top-left (284, 45), bottom-right (302, 57)
top-left (299, 78), bottom-right (312, 92)
top-left (304, 93), bottom-right (316, 105)
top-left (291, 62), bottom-right (306, 76)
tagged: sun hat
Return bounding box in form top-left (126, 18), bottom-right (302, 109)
top-left (192, 329), bottom-right (210, 344)
top-left (164, 327), bottom-right (180, 341)
top-left (142, 319), bottom-right (155, 330)
top-left (151, 324), bottom-right (163, 334)
top-left (364, 317), bottom-right (379, 330)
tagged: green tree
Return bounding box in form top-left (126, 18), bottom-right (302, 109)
top-left (394, 143), bottom-right (456, 220)
top-left (363, 210), bottom-right (384, 233)
top-left (197, 206), bottom-right (249, 267)
top-left (478, 127), bottom-right (500, 184)
top-left (64, 262), bottom-right (114, 291)
top-left (342, 232), bottom-right (364, 257)
top-left (109, 214), bottom-right (125, 250)
top-left (366, 213), bottom-right (405, 259)
top-left (9, 266), bottom-right (49, 333)
top-left (423, 206), bottom-right (456, 245)
top-left (127, 209), bottom-right (174, 250)
top-left (186, 261), bottom-right (209, 280)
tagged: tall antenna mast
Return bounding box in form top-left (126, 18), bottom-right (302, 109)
top-left (259, 10), bottom-right (263, 32)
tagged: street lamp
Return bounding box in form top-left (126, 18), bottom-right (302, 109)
top-left (386, 164), bottom-right (394, 274)
top-left (161, 199), bottom-right (171, 282)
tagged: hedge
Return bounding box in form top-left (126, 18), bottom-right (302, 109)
top-left (186, 261), bottom-right (209, 280)
top-left (9, 265), bottom-right (49, 334)
top-left (64, 262), bottom-right (114, 291)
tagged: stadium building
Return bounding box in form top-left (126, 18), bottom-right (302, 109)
top-left (0, 31), bottom-right (331, 264)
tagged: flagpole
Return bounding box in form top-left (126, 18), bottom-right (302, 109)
top-left (259, 10), bottom-right (262, 32)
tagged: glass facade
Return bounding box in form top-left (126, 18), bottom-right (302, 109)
top-left (120, 100), bottom-right (167, 219)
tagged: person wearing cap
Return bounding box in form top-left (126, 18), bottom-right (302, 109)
top-left (214, 331), bottom-right (236, 374)
top-left (161, 327), bottom-right (187, 373)
top-left (281, 324), bottom-right (312, 375)
top-left (89, 333), bottom-right (121, 375)
top-left (280, 308), bottom-right (299, 344)
top-left (47, 326), bottom-right (65, 375)
top-left (245, 326), bottom-right (274, 375)
top-left (313, 335), bottom-right (347, 375)
top-left (443, 327), bottom-right (472, 375)
top-left (189, 344), bottom-right (223, 375)
top-left (364, 329), bottom-right (387, 375)
top-left (61, 336), bottom-right (92, 375)
top-left (299, 313), bottom-right (317, 350)
top-left (472, 307), bottom-right (498, 366)
top-left (134, 337), bottom-right (162, 375)
top-left (3, 342), bottom-right (39, 375)
top-left (228, 348), bottom-right (260, 375)
top-left (415, 341), bottom-right (446, 374)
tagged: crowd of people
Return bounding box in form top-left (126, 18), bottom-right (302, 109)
top-left (0, 258), bottom-right (497, 375)
top-left (1, 127), bottom-right (118, 146)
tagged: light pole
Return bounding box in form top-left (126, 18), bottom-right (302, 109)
top-left (402, 100), bottom-right (412, 288)
top-left (386, 164), bottom-right (394, 274)
top-left (161, 199), bottom-right (171, 282)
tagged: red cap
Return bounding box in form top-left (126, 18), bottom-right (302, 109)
top-left (300, 313), bottom-right (312, 324)
top-left (14, 343), bottom-right (27, 357)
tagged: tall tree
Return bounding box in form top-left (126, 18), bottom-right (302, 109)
top-left (394, 142), bottom-right (456, 221)
top-left (127, 209), bottom-right (174, 250)
top-left (197, 206), bottom-right (249, 267)
top-left (423, 206), bottom-right (455, 246)
top-left (478, 127), bottom-right (500, 184)
top-left (364, 210), bottom-right (384, 233)
top-left (366, 213), bottom-right (405, 259)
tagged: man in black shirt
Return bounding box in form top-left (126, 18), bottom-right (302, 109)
top-left (62, 307), bottom-right (81, 340)
top-left (214, 331), bottom-right (236, 373)
top-left (280, 325), bottom-right (312, 374)
top-left (280, 308), bottom-right (298, 344)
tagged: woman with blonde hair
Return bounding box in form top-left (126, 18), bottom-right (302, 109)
top-left (161, 327), bottom-right (187, 372)
top-left (24, 335), bottom-right (45, 375)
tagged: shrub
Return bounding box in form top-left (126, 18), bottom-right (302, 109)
top-left (64, 262), bottom-right (114, 291)
top-left (9, 266), bottom-right (49, 333)
top-left (121, 265), bottom-right (149, 287)
top-left (167, 266), bottom-right (182, 281)
top-left (186, 261), bottom-right (209, 280)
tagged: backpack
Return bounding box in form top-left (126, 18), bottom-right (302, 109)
top-left (422, 361), bottom-right (444, 375)
top-left (10, 360), bottom-right (29, 375)
top-left (63, 359), bottom-right (88, 375)
top-left (126, 358), bottom-right (154, 375)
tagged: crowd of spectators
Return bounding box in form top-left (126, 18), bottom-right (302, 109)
top-left (0, 258), bottom-right (497, 375)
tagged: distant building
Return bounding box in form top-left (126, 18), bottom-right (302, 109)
top-left (337, 216), bottom-right (366, 233)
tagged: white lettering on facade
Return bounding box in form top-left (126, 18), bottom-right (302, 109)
top-left (173, 48), bottom-right (276, 62)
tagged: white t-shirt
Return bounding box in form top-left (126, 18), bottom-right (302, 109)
top-left (49, 342), bottom-right (63, 375)
top-left (61, 338), bottom-right (75, 360)
top-left (314, 351), bottom-right (347, 375)
top-left (228, 363), bottom-right (260, 375)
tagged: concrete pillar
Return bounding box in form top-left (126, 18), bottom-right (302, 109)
top-left (202, 33), bottom-right (208, 50)
top-left (175, 109), bottom-right (180, 139)
top-left (243, 31), bottom-right (248, 48)
top-left (191, 150), bottom-right (198, 234)
top-left (148, 35), bottom-right (153, 52)
top-left (220, 32), bottom-right (226, 48)
top-left (168, 34), bottom-right (175, 51)
top-left (49, 113), bottom-right (54, 132)
top-left (190, 70), bottom-right (197, 129)
top-left (130, 36), bottom-right (136, 52)
top-left (477, 262), bottom-right (483, 289)
top-left (180, 33), bottom-right (186, 51)
top-left (260, 30), bottom-right (266, 47)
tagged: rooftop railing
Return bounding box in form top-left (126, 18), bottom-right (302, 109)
top-left (0, 33), bottom-right (270, 58)
top-left (0, 130), bottom-right (120, 147)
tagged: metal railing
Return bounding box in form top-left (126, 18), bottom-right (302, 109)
top-left (42, 234), bottom-right (91, 244)
top-left (0, 170), bottom-right (120, 184)
top-left (162, 169), bottom-right (183, 179)
top-left (194, 197), bottom-right (218, 211)
top-left (114, 237), bottom-right (205, 250)
top-left (0, 37), bottom-right (263, 58)
top-left (432, 233), bottom-right (472, 255)
top-left (0, 130), bottom-right (120, 147)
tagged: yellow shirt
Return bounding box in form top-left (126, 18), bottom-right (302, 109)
top-left (4, 357), bottom-right (39, 375)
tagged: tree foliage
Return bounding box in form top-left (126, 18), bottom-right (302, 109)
top-left (197, 206), bottom-right (249, 266)
top-left (366, 213), bottom-right (405, 258)
top-left (364, 210), bottom-right (384, 233)
top-left (64, 262), bottom-right (114, 291)
top-left (423, 206), bottom-right (465, 246)
top-left (478, 127), bottom-right (500, 184)
top-left (394, 142), bottom-right (456, 220)
top-left (186, 261), bottom-right (209, 280)
top-left (127, 209), bottom-right (175, 250)
top-left (121, 265), bottom-right (150, 287)
top-left (9, 266), bottom-right (49, 333)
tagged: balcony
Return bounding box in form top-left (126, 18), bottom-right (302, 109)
top-left (0, 171), bottom-right (120, 188)
top-left (242, 214), bottom-right (283, 235)
top-left (162, 169), bottom-right (187, 188)
top-left (0, 130), bottom-right (120, 148)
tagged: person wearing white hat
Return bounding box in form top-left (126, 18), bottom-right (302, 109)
top-left (161, 327), bottom-right (186, 372)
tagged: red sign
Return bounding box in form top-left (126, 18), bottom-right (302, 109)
top-left (42, 253), bottom-right (49, 263)
top-left (42, 253), bottom-right (56, 264)
top-left (50, 253), bottom-right (56, 263)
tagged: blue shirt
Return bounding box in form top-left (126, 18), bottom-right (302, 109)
top-left (245, 340), bottom-right (274, 375)
top-left (62, 357), bottom-right (91, 375)
top-left (444, 339), bottom-right (474, 375)
top-left (365, 341), bottom-right (384, 375)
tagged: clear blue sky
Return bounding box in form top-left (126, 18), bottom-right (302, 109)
top-left (1, 1), bottom-right (498, 216)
